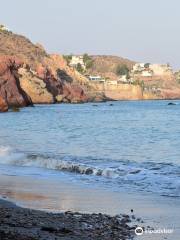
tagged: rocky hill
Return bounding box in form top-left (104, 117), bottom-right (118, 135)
top-left (0, 30), bottom-right (105, 110)
top-left (87, 55), bottom-right (135, 80)
top-left (0, 31), bottom-right (47, 69)
top-left (1, 28), bottom-right (180, 112)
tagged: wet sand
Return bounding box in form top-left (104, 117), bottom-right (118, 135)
top-left (0, 174), bottom-right (179, 239)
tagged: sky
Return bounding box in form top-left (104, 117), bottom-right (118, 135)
top-left (1, 0), bottom-right (180, 69)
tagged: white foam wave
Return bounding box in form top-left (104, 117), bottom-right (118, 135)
top-left (0, 148), bottom-right (179, 197)
top-left (0, 151), bottom-right (131, 178)
top-left (0, 145), bottom-right (25, 164)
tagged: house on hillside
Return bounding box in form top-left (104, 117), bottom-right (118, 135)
top-left (133, 63), bottom-right (146, 72)
top-left (69, 56), bottom-right (86, 70)
top-left (0, 24), bottom-right (9, 32)
top-left (118, 75), bottom-right (133, 83)
top-left (149, 64), bottom-right (172, 76)
top-left (132, 63), bottom-right (172, 77)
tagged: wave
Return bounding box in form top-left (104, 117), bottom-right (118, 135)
top-left (0, 146), bottom-right (180, 197)
top-left (0, 147), bottom-right (141, 178)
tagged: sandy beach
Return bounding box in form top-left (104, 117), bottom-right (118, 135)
top-left (0, 174), bottom-right (179, 240)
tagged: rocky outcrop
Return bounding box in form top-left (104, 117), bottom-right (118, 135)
top-left (0, 96), bottom-right (8, 112)
top-left (36, 63), bottom-right (88, 103)
top-left (59, 82), bottom-right (88, 103)
top-left (42, 55), bottom-right (106, 102)
top-left (19, 68), bottom-right (54, 104)
top-left (0, 56), bottom-right (32, 107)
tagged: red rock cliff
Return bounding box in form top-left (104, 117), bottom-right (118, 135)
top-left (0, 96), bottom-right (8, 112)
top-left (0, 56), bottom-right (32, 107)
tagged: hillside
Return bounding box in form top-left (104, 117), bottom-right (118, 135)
top-left (87, 55), bottom-right (135, 80)
top-left (0, 31), bottom-right (48, 69)
top-left (0, 30), bottom-right (107, 109)
top-left (1, 28), bottom-right (180, 111)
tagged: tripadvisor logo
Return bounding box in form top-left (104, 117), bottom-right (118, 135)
top-left (135, 226), bottom-right (174, 236)
top-left (135, 227), bottom-right (144, 236)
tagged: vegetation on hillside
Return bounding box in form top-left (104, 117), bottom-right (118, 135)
top-left (133, 79), bottom-right (145, 89)
top-left (63, 55), bottom-right (72, 65)
top-left (83, 54), bottom-right (94, 69)
top-left (86, 55), bottom-right (135, 80)
top-left (144, 63), bottom-right (150, 68)
top-left (76, 63), bottom-right (84, 74)
top-left (116, 64), bottom-right (130, 78)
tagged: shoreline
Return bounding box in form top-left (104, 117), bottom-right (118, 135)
top-left (1, 98), bottom-right (179, 114)
top-left (0, 198), bottom-right (136, 240)
top-left (0, 174), bottom-right (180, 239)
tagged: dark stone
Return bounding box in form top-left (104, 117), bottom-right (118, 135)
top-left (168, 102), bottom-right (176, 105)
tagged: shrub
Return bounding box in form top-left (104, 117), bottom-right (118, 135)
top-left (76, 63), bottom-right (84, 73)
top-left (116, 64), bottom-right (130, 78)
top-left (144, 63), bottom-right (150, 68)
top-left (83, 54), bottom-right (94, 69)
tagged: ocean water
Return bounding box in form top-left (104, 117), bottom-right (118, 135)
top-left (0, 100), bottom-right (180, 198)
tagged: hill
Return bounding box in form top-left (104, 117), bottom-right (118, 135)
top-left (0, 30), bottom-right (47, 69)
top-left (87, 55), bottom-right (135, 80)
top-left (0, 30), bottom-right (106, 108)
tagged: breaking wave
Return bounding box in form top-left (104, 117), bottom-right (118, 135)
top-left (0, 146), bottom-right (180, 197)
top-left (0, 147), bottom-right (134, 178)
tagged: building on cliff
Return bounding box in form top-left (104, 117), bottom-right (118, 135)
top-left (69, 56), bottom-right (86, 70)
top-left (118, 75), bottom-right (134, 84)
top-left (132, 63), bottom-right (173, 78)
top-left (0, 24), bottom-right (9, 32)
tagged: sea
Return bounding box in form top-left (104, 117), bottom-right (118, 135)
top-left (0, 100), bottom-right (180, 199)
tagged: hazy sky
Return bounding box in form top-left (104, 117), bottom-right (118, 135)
top-left (1, 0), bottom-right (180, 69)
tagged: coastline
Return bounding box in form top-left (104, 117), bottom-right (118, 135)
top-left (0, 174), bottom-right (179, 240)
top-left (0, 198), bottom-right (135, 240)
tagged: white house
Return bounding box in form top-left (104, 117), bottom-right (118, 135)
top-left (141, 70), bottom-right (153, 77)
top-left (118, 75), bottom-right (128, 83)
top-left (69, 56), bottom-right (86, 69)
top-left (132, 62), bottom-right (172, 77)
top-left (149, 64), bottom-right (172, 76)
top-left (133, 63), bottom-right (146, 72)
top-left (0, 24), bottom-right (9, 31)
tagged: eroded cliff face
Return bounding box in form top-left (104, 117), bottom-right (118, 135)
top-left (19, 68), bottom-right (54, 104)
top-left (41, 54), bottom-right (105, 102)
top-left (0, 96), bottom-right (8, 112)
top-left (36, 63), bottom-right (88, 103)
top-left (0, 56), bottom-right (32, 108)
top-left (0, 31), bottom-right (101, 106)
top-left (0, 55), bottom-right (91, 108)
